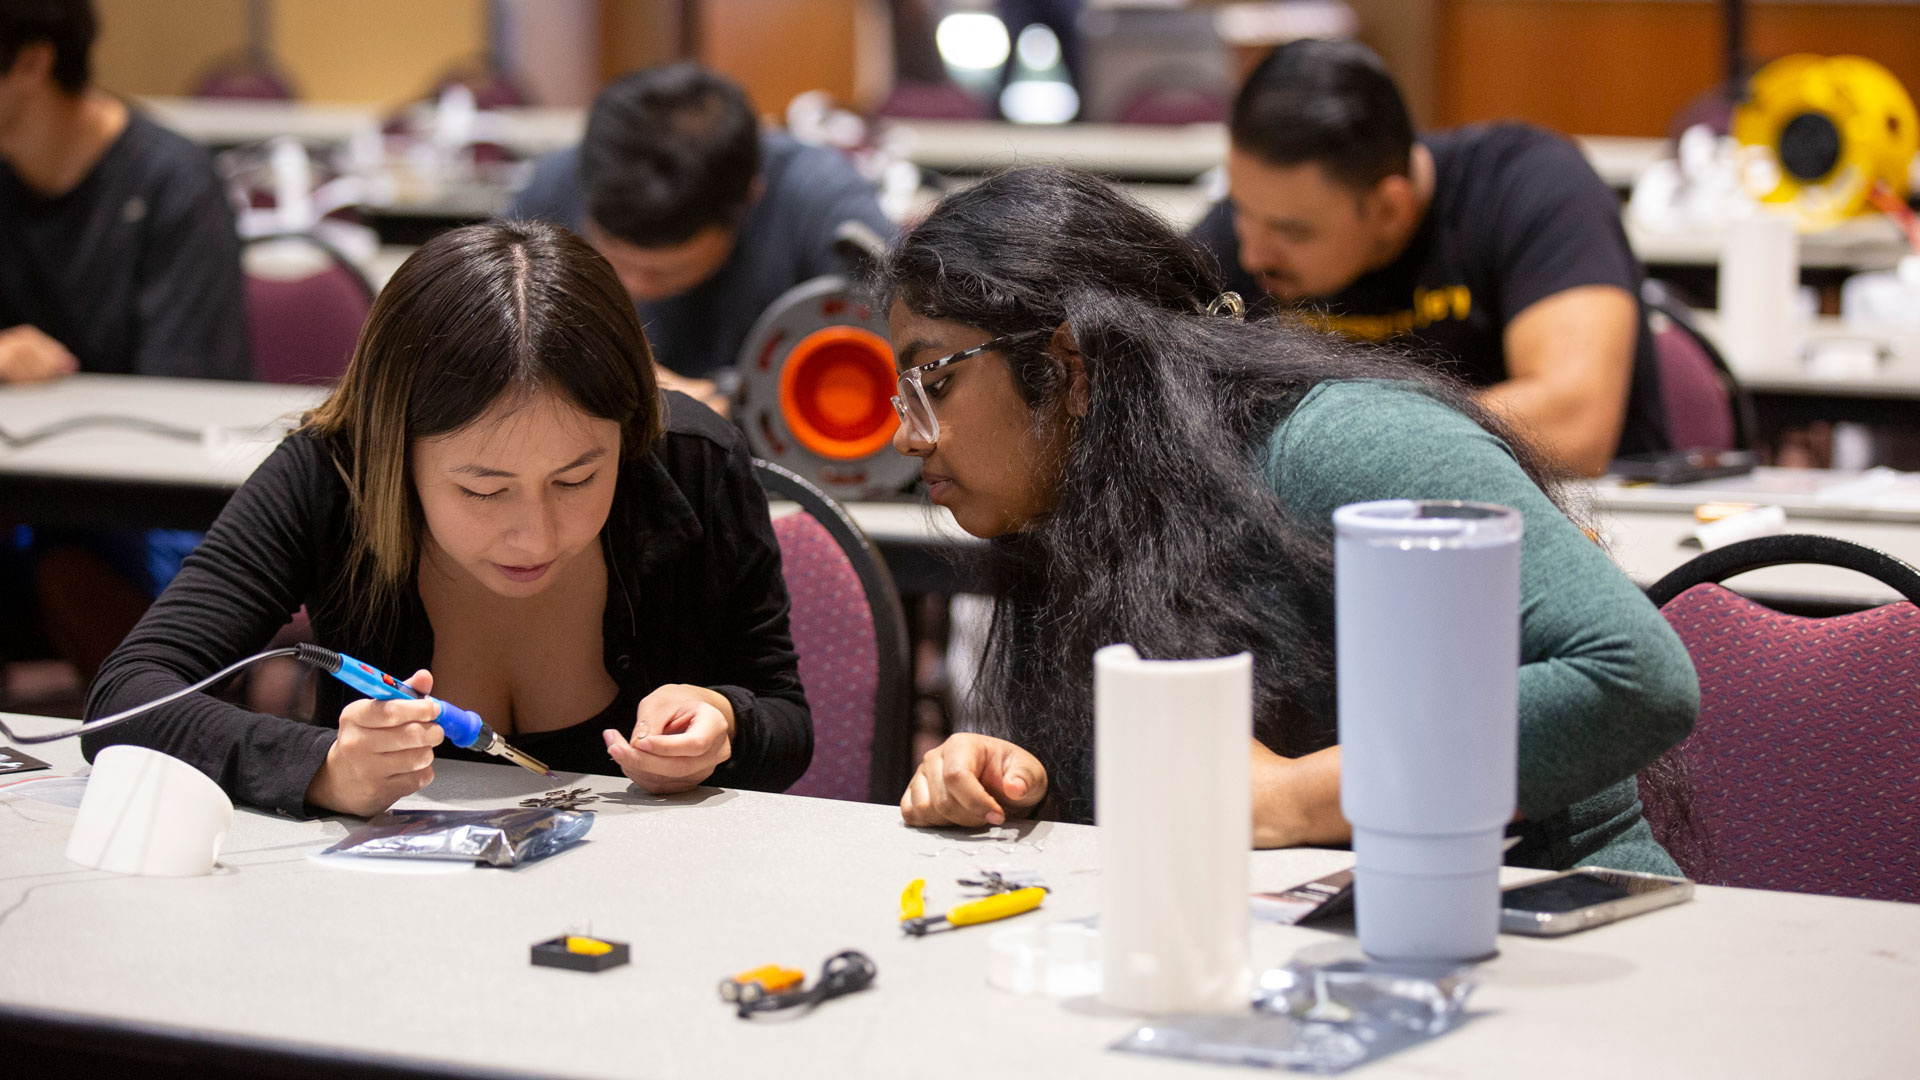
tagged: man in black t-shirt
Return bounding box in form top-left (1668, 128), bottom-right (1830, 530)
top-left (0, 0), bottom-right (248, 685)
top-left (0, 2), bottom-right (247, 383)
top-left (1189, 40), bottom-right (1667, 475)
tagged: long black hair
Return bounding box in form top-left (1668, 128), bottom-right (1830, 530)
top-left (871, 167), bottom-right (1567, 822)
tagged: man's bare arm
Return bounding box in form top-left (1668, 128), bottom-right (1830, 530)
top-left (1481, 284), bottom-right (1638, 477)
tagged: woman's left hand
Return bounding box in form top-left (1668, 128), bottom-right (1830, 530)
top-left (604, 685), bottom-right (735, 794)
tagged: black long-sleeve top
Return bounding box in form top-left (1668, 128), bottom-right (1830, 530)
top-left (84, 393), bottom-right (812, 816)
top-left (1, 111), bottom-right (250, 379)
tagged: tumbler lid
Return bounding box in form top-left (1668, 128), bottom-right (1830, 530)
top-left (1333, 500), bottom-right (1522, 549)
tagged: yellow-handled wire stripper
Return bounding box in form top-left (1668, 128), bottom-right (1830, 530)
top-left (899, 877), bottom-right (1047, 936)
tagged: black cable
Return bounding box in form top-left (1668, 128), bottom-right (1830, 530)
top-left (0, 647), bottom-right (300, 744)
top-left (733, 950), bottom-right (877, 1019)
top-left (0, 414), bottom-right (204, 450)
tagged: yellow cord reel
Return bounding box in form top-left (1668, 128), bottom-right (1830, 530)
top-left (1733, 54), bottom-right (1918, 228)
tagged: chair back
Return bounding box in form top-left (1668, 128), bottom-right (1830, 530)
top-left (1114, 84), bottom-right (1229, 125)
top-left (243, 233), bottom-right (374, 385)
top-left (1644, 535), bottom-right (1920, 903)
top-left (194, 66), bottom-right (296, 101)
top-left (756, 460), bottom-right (912, 803)
top-left (1643, 279), bottom-right (1758, 451)
top-left (875, 81), bottom-right (991, 120)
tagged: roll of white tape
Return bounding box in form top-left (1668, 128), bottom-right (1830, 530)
top-left (1695, 504), bottom-right (1788, 551)
top-left (1095, 645), bottom-right (1252, 1014)
top-left (66, 745), bottom-right (233, 877)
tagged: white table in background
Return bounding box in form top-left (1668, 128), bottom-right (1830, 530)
top-left (2, 716), bottom-right (1915, 1079)
top-left (1628, 213), bottom-right (1911, 272)
top-left (0, 375), bottom-right (326, 530)
top-left (1586, 466), bottom-right (1920, 609)
top-left (887, 118), bottom-right (1228, 181)
top-left (9, 377), bottom-right (1912, 607)
top-left (138, 96), bottom-right (383, 146)
top-left (1592, 467), bottom-right (1920, 523)
top-left (1689, 313), bottom-right (1920, 397)
top-left (1573, 134), bottom-right (1668, 192)
top-left (1596, 508), bottom-right (1920, 608)
top-left (139, 97), bottom-right (585, 158)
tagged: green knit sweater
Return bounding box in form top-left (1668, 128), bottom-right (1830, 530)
top-left (1265, 380), bottom-right (1699, 874)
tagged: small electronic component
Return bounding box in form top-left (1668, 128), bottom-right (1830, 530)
top-left (519, 787), bottom-right (600, 811)
top-left (531, 934), bottom-right (630, 972)
top-left (900, 876), bottom-right (1048, 936)
top-left (720, 952), bottom-right (876, 1019)
top-left (957, 869), bottom-right (1046, 895)
top-left (717, 964), bottom-right (807, 1006)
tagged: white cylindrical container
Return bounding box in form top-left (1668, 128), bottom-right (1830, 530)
top-left (1095, 644), bottom-right (1251, 1013)
top-left (1334, 500), bottom-right (1522, 962)
top-left (1717, 211), bottom-right (1800, 372)
top-left (67, 745), bottom-right (234, 877)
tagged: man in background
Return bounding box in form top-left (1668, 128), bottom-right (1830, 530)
top-left (509, 61), bottom-right (895, 413)
top-left (1189, 39), bottom-right (1668, 475)
top-left (0, 0), bottom-right (248, 688)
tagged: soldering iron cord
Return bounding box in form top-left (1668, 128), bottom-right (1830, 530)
top-left (733, 951), bottom-right (877, 1018)
top-left (1, 645), bottom-right (552, 780)
top-left (0, 646), bottom-right (300, 744)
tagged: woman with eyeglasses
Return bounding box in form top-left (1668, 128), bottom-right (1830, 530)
top-left (879, 167), bottom-right (1696, 873)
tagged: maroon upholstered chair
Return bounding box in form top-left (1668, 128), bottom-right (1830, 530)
top-left (874, 81), bottom-right (993, 121)
top-left (1642, 535), bottom-right (1920, 903)
top-left (756, 460), bottom-right (912, 803)
top-left (431, 68), bottom-right (532, 111)
top-left (193, 65), bottom-right (297, 101)
top-left (243, 233), bottom-right (374, 386)
top-left (1114, 84), bottom-right (1229, 125)
top-left (1643, 279), bottom-right (1757, 452)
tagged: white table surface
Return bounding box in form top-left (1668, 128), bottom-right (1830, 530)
top-left (1588, 469), bottom-right (1920, 607)
top-left (138, 96), bottom-right (384, 145)
top-left (1689, 313), bottom-right (1920, 398)
top-left (1595, 506), bottom-right (1920, 607)
top-left (9, 376), bottom-right (1916, 606)
top-left (3, 720), bottom-right (1916, 1079)
top-left (135, 97), bottom-right (1659, 193)
top-left (886, 118), bottom-right (1230, 180)
top-left (887, 121), bottom-right (1665, 189)
top-left (1628, 212), bottom-right (1911, 271)
top-left (139, 97), bottom-right (585, 157)
top-left (1591, 467), bottom-right (1920, 523)
top-left (0, 375), bottom-right (325, 487)
top-left (1573, 135), bottom-right (1668, 191)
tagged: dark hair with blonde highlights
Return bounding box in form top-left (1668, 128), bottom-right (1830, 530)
top-left (305, 221), bottom-right (660, 630)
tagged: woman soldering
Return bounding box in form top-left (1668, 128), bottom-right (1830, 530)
top-left (84, 222), bottom-right (810, 817)
top-left (881, 168), bottom-right (1696, 873)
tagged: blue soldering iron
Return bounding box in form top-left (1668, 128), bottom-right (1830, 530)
top-left (298, 644), bottom-right (556, 780)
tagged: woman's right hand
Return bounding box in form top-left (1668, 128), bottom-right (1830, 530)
top-left (305, 669), bottom-right (445, 816)
top-left (900, 734), bottom-right (1047, 828)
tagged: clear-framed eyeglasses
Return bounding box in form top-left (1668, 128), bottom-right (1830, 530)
top-left (890, 329), bottom-right (1049, 445)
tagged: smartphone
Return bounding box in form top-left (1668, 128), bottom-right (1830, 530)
top-left (1500, 867), bottom-right (1693, 936)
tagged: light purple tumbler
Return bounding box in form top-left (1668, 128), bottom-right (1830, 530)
top-left (1334, 500), bottom-right (1522, 962)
